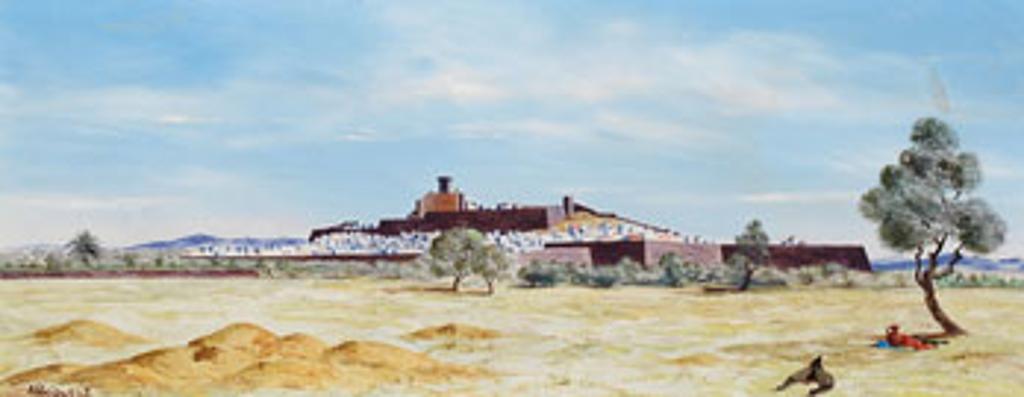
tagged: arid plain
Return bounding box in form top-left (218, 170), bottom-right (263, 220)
top-left (1, 279), bottom-right (1023, 396)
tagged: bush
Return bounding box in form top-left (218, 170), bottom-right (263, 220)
top-left (587, 266), bottom-right (623, 288)
top-left (518, 261), bottom-right (568, 288)
top-left (936, 272), bottom-right (1024, 289)
top-left (790, 267), bottom-right (818, 286)
top-left (750, 266), bottom-right (788, 287)
top-left (660, 260), bottom-right (722, 287)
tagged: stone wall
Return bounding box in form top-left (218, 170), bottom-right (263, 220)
top-left (517, 246), bottom-right (593, 266)
top-left (375, 207), bottom-right (557, 235)
top-left (720, 244), bottom-right (872, 271)
top-left (644, 241), bottom-right (723, 266)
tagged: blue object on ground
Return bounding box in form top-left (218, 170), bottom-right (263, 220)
top-left (873, 340), bottom-right (895, 349)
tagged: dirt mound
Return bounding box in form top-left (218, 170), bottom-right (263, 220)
top-left (30, 320), bottom-right (148, 348)
top-left (325, 340), bottom-right (443, 372)
top-left (279, 333), bottom-right (328, 359)
top-left (406, 323), bottom-right (501, 341)
top-left (5, 324), bottom-right (487, 394)
top-left (2, 363), bottom-right (86, 386)
top-left (28, 323), bottom-right (283, 392)
top-left (188, 322), bottom-right (280, 358)
top-left (328, 340), bottom-right (485, 381)
top-left (223, 359), bottom-right (340, 390)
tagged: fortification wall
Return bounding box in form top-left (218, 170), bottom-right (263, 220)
top-left (644, 241), bottom-right (723, 266)
top-left (376, 207), bottom-right (554, 235)
top-left (546, 241), bottom-right (647, 266)
top-left (517, 246), bottom-right (593, 266)
top-left (720, 244), bottom-right (872, 271)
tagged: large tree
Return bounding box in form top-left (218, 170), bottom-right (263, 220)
top-left (729, 219), bottom-right (770, 291)
top-left (67, 230), bottom-right (102, 268)
top-left (860, 117), bottom-right (1006, 336)
top-left (425, 226), bottom-right (485, 290)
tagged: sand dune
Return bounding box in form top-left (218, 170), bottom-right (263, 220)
top-left (278, 333), bottom-right (329, 359)
top-left (223, 359), bottom-right (342, 390)
top-left (3, 322), bottom-right (487, 394)
top-left (29, 320), bottom-right (147, 348)
top-left (406, 323), bottom-right (501, 341)
top-left (1, 364), bottom-right (86, 386)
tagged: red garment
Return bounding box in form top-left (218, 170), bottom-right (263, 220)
top-left (886, 325), bottom-right (934, 351)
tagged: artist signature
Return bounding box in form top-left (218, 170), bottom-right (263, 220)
top-left (24, 383), bottom-right (92, 397)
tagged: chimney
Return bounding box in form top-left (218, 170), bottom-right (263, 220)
top-left (562, 195), bottom-right (575, 218)
top-left (438, 176), bottom-right (452, 193)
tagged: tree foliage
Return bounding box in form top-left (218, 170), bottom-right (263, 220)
top-left (859, 117), bottom-right (1007, 335)
top-left (860, 118), bottom-right (1005, 255)
top-left (474, 244), bottom-right (511, 294)
top-left (428, 228), bottom-right (510, 294)
top-left (730, 219), bottom-right (770, 291)
top-left (67, 230), bottom-right (102, 267)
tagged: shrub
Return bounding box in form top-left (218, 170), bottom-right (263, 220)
top-left (588, 266), bottom-right (623, 288)
top-left (43, 253), bottom-right (64, 272)
top-left (936, 272), bottom-right (1024, 289)
top-left (791, 267), bottom-right (818, 286)
top-left (750, 266), bottom-right (788, 287)
top-left (615, 257), bottom-right (644, 284)
top-left (518, 261), bottom-right (568, 288)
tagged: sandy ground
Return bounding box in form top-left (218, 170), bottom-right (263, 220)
top-left (1, 279), bottom-right (1023, 396)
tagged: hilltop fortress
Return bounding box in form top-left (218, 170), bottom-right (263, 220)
top-left (189, 176), bottom-right (870, 271)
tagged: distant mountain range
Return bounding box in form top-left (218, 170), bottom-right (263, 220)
top-left (872, 254), bottom-right (1024, 273)
top-left (127, 234), bottom-right (306, 251)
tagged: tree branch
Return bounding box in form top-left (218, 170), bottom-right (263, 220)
top-left (913, 245), bottom-right (925, 284)
top-left (925, 234), bottom-right (948, 279)
top-left (934, 243), bottom-right (965, 280)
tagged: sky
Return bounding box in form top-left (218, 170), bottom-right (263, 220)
top-left (1, 0), bottom-right (1023, 258)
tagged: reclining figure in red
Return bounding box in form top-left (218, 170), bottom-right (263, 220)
top-left (885, 324), bottom-right (935, 351)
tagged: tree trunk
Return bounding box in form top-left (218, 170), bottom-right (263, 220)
top-left (916, 259), bottom-right (967, 336)
top-left (485, 279), bottom-right (495, 295)
top-left (737, 267), bottom-right (754, 291)
top-left (451, 275), bottom-right (462, 292)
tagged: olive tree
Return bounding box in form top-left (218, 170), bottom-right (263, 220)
top-left (729, 219), bottom-right (770, 291)
top-left (860, 117), bottom-right (1006, 336)
top-left (67, 230), bottom-right (102, 268)
top-left (473, 244), bottom-right (511, 295)
top-left (428, 228), bottom-right (487, 292)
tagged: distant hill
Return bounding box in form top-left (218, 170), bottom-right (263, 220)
top-left (128, 234), bottom-right (306, 251)
top-left (872, 254), bottom-right (1024, 273)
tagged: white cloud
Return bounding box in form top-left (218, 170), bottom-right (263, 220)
top-left (0, 193), bottom-right (184, 211)
top-left (592, 113), bottom-right (726, 147)
top-left (984, 155), bottom-right (1024, 180)
top-left (738, 191), bottom-right (859, 205)
top-left (366, 7), bottom-right (863, 116)
top-left (3, 12), bottom-right (933, 152)
top-left (165, 167), bottom-right (243, 190)
top-left (826, 149), bottom-right (898, 176)
top-left (451, 119), bottom-right (585, 140)
top-left (155, 114), bottom-right (217, 126)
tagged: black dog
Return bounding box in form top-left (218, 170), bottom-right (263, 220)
top-left (775, 356), bottom-right (834, 396)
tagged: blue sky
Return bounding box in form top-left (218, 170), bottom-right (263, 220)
top-left (1, 0), bottom-right (1022, 258)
